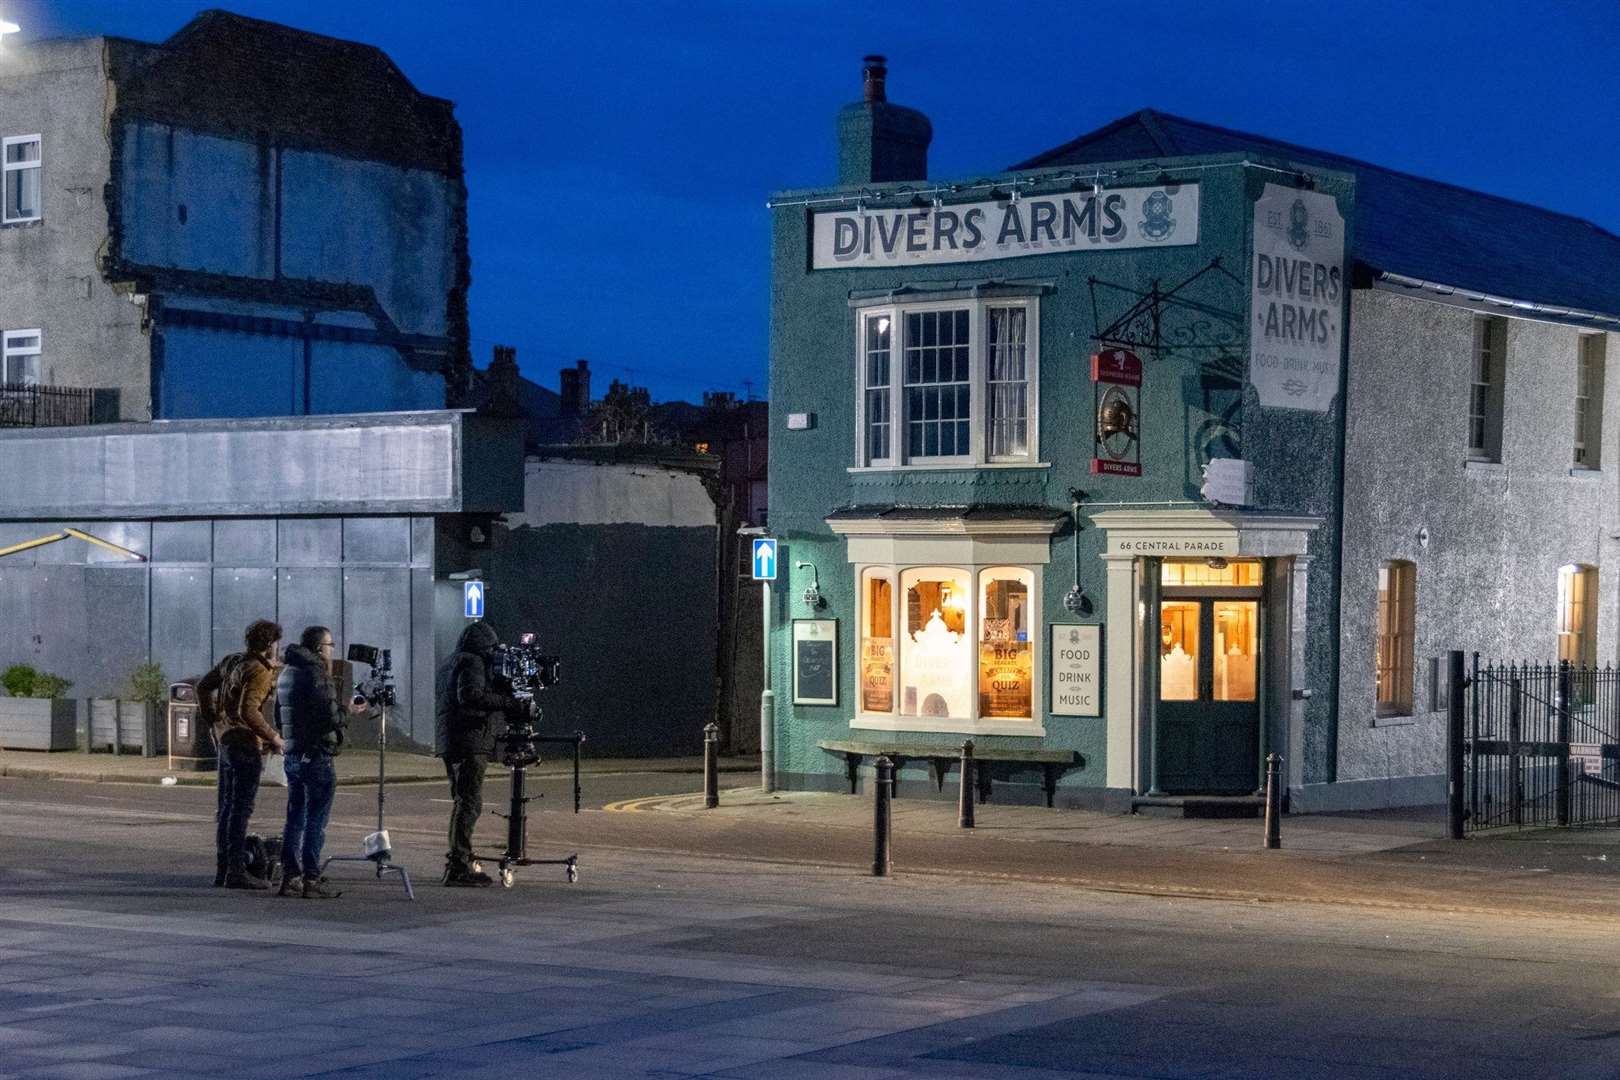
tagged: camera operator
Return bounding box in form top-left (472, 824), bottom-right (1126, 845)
top-left (275, 626), bottom-right (349, 899)
top-left (435, 621), bottom-right (523, 887)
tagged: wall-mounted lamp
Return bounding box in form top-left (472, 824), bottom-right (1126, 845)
top-left (1063, 487), bottom-right (1092, 615)
top-left (795, 560), bottom-right (823, 611)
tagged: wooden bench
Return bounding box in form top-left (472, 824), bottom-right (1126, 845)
top-left (817, 739), bottom-right (1085, 808)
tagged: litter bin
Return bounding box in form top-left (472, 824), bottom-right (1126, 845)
top-left (167, 682), bottom-right (216, 772)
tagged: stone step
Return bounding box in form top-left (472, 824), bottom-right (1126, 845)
top-left (1131, 795), bottom-right (1266, 819)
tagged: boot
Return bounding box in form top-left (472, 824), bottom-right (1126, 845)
top-left (442, 864), bottom-right (494, 887)
top-left (277, 875), bottom-right (303, 898)
top-left (224, 870), bottom-right (271, 891)
top-left (213, 854), bottom-right (227, 888)
top-left (302, 876), bottom-right (342, 899)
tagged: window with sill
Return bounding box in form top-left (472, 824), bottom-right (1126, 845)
top-left (3, 136), bottom-right (41, 224)
top-left (1467, 315), bottom-right (1506, 462)
top-left (1376, 560), bottom-right (1415, 717)
top-left (2, 329), bottom-right (40, 385)
top-left (855, 298), bottom-right (1039, 468)
top-left (857, 564), bottom-right (1038, 732)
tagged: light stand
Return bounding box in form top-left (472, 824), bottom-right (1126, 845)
top-left (322, 651), bottom-right (415, 900)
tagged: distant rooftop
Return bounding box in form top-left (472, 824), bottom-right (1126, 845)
top-left (1017, 109), bottom-right (1620, 323)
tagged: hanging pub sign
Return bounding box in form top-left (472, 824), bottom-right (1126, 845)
top-left (1248, 183), bottom-right (1347, 412)
top-left (811, 185), bottom-right (1200, 270)
top-left (1091, 348), bottom-right (1141, 476)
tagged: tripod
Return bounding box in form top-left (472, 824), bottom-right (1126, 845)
top-left (482, 716), bottom-right (585, 888)
top-left (321, 699), bottom-right (416, 900)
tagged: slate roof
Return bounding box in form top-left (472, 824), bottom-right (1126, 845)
top-left (1015, 109), bottom-right (1620, 322)
top-left (825, 504), bottom-right (1068, 524)
top-left (113, 9), bottom-right (459, 174)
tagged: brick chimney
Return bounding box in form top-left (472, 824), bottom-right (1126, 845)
top-left (837, 55), bottom-right (931, 185)
top-left (486, 344), bottom-right (523, 418)
top-left (559, 359), bottom-right (591, 417)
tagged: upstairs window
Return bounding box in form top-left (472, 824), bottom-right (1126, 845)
top-left (1468, 315), bottom-right (1507, 461)
top-left (3, 136), bottom-right (41, 224)
top-left (855, 297), bottom-right (1040, 468)
top-left (1376, 560), bottom-right (1415, 717)
top-left (2, 329), bottom-right (40, 385)
top-left (1575, 335), bottom-right (1605, 469)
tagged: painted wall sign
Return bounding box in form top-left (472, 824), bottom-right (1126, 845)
top-left (1248, 183), bottom-right (1346, 412)
top-left (1051, 624), bottom-right (1102, 717)
top-left (812, 184), bottom-right (1200, 270)
top-left (1091, 349), bottom-right (1142, 477)
top-left (1106, 534), bottom-right (1238, 556)
top-left (793, 619), bottom-right (838, 706)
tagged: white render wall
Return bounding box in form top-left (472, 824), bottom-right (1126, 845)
top-left (0, 38), bottom-right (151, 417)
top-left (1334, 287), bottom-right (1620, 788)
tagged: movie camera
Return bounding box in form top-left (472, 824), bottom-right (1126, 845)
top-left (347, 643), bottom-right (397, 709)
top-left (483, 631), bottom-right (583, 887)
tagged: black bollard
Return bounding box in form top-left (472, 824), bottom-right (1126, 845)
top-left (1263, 752), bottom-right (1282, 850)
top-left (958, 739), bottom-right (975, 829)
top-left (703, 722), bottom-right (720, 809)
top-left (873, 755), bottom-right (893, 877)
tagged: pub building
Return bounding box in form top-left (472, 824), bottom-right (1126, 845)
top-left (765, 57), bottom-right (1619, 812)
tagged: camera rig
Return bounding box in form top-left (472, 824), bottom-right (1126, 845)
top-left (319, 643), bottom-right (415, 900)
top-left (484, 633), bottom-right (584, 887)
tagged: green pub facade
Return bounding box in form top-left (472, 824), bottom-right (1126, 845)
top-left (767, 58), bottom-right (1620, 811)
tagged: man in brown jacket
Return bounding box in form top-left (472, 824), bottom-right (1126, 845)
top-left (198, 619), bottom-right (284, 889)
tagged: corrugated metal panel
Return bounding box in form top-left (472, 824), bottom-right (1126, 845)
top-left (343, 518), bottom-right (410, 564)
top-left (0, 411), bottom-right (522, 519)
top-left (278, 518), bottom-right (341, 565)
top-left (214, 519), bottom-right (276, 566)
top-left (212, 567), bottom-right (277, 662)
top-left (152, 521), bottom-right (211, 563)
top-left (276, 567), bottom-right (342, 648)
top-left (151, 566), bottom-right (212, 683)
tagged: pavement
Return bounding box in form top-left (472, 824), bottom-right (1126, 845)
top-left (0, 749), bottom-right (758, 787)
top-left (1, 771), bottom-right (1619, 1079)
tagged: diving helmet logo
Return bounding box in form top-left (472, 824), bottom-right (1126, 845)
top-left (1139, 190), bottom-right (1176, 241)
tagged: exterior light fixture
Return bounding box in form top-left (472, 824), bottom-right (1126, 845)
top-left (795, 560), bottom-right (822, 610)
top-left (1062, 487), bottom-right (1092, 615)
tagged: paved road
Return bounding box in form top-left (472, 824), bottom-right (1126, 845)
top-left (1, 773), bottom-right (1618, 1079)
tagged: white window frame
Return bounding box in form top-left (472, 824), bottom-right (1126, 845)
top-left (1375, 560), bottom-right (1415, 719)
top-left (1575, 334), bottom-right (1604, 470)
top-left (853, 296), bottom-right (1042, 470)
top-left (2, 328), bottom-right (41, 386)
top-left (853, 559), bottom-right (1044, 736)
top-left (2, 135), bottom-right (42, 225)
top-left (1467, 315), bottom-right (1506, 462)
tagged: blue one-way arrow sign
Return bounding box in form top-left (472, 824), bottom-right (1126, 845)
top-left (751, 538), bottom-right (778, 581)
top-left (464, 580), bottom-right (486, 619)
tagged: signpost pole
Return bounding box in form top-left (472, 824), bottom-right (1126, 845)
top-left (761, 578), bottom-right (774, 793)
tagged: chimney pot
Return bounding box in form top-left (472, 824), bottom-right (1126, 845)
top-left (862, 54), bottom-right (887, 103)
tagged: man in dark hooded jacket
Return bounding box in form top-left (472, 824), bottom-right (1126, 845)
top-left (276, 626), bottom-right (346, 899)
top-left (436, 621), bottom-right (521, 886)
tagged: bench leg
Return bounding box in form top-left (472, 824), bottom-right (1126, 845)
top-left (1043, 764), bottom-right (1058, 809)
top-left (977, 765), bottom-right (992, 805)
top-left (928, 757), bottom-right (951, 794)
top-left (845, 754), bottom-right (861, 795)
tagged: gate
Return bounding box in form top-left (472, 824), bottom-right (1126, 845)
top-left (1456, 656), bottom-right (1620, 833)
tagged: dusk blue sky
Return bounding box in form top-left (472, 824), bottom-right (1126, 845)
top-left (10, 1), bottom-right (1619, 403)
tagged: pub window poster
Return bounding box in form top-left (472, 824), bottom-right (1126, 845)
top-left (793, 619), bottom-right (838, 706)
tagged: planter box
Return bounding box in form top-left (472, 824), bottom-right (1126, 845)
top-left (88, 700), bottom-right (161, 756)
top-left (0, 697), bottom-right (78, 751)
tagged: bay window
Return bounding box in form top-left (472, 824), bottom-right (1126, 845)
top-left (857, 561), bottom-right (1042, 734)
top-left (855, 296), bottom-right (1040, 468)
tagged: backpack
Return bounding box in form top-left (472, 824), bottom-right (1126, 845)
top-left (200, 652), bottom-right (246, 730)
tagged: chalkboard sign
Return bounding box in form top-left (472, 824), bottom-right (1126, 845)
top-left (793, 619), bottom-right (838, 706)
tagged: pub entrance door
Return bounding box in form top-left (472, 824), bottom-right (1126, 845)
top-left (1154, 562), bottom-right (1262, 795)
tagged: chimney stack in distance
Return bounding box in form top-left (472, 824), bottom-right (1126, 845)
top-left (838, 54), bottom-right (931, 185)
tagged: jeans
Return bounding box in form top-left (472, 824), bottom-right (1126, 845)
top-left (215, 738), bottom-right (263, 876)
top-left (444, 756), bottom-right (487, 870)
top-left (281, 748), bottom-right (337, 880)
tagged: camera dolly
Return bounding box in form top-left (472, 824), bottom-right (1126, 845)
top-left (483, 724), bottom-right (585, 887)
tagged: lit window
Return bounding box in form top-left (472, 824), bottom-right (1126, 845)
top-left (1160, 559), bottom-right (1261, 587)
top-left (1468, 316), bottom-right (1506, 461)
top-left (1376, 560), bottom-right (1415, 717)
top-left (859, 569), bottom-right (895, 713)
top-left (2, 329), bottom-right (40, 385)
top-left (857, 562), bottom-right (1041, 729)
top-left (1558, 564), bottom-right (1597, 668)
top-left (1575, 335), bottom-right (1604, 469)
top-left (3, 135), bottom-right (41, 224)
top-left (856, 297), bottom-right (1040, 468)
